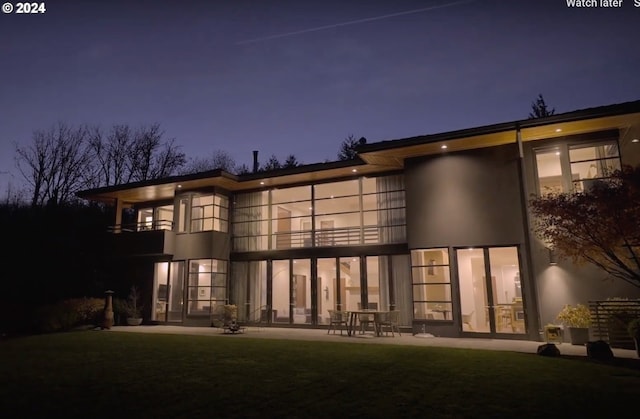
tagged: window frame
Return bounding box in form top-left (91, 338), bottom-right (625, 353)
top-left (533, 137), bottom-right (621, 196)
top-left (411, 248), bottom-right (453, 322)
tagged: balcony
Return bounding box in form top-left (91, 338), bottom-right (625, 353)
top-left (107, 221), bottom-right (175, 257)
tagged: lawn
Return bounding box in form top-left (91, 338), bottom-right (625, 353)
top-left (0, 331), bottom-right (639, 418)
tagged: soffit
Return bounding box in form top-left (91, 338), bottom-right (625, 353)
top-left (84, 163), bottom-right (395, 205)
top-left (358, 112), bottom-right (640, 166)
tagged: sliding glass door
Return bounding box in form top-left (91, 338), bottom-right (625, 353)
top-left (457, 247), bottom-right (525, 335)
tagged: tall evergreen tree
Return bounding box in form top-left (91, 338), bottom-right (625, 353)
top-left (528, 94), bottom-right (556, 119)
top-left (338, 135), bottom-right (367, 160)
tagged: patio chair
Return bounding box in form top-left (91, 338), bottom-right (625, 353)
top-left (462, 310), bottom-right (475, 331)
top-left (327, 309), bottom-right (348, 335)
top-left (358, 313), bottom-right (374, 334)
top-left (377, 310), bottom-right (401, 337)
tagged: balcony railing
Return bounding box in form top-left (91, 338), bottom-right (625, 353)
top-left (233, 224), bottom-right (406, 251)
top-left (107, 220), bottom-right (174, 233)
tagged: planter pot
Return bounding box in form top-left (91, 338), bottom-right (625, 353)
top-left (127, 317), bottom-right (143, 326)
top-left (568, 327), bottom-right (589, 345)
top-left (543, 325), bottom-right (563, 344)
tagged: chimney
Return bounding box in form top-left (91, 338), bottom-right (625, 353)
top-left (252, 150), bottom-right (259, 173)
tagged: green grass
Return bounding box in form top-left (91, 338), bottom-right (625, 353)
top-left (1, 331), bottom-right (639, 418)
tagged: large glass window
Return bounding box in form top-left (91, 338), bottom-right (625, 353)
top-left (187, 259), bottom-right (227, 316)
top-left (231, 260), bottom-right (267, 323)
top-left (457, 247), bottom-right (524, 334)
top-left (136, 204), bottom-right (173, 231)
top-left (232, 191), bottom-right (269, 251)
top-left (271, 186), bottom-right (312, 249)
top-left (177, 198), bottom-right (188, 233)
top-left (152, 261), bottom-right (184, 323)
top-left (411, 248), bottom-right (452, 321)
top-left (535, 140), bottom-right (620, 196)
top-left (314, 180), bottom-right (360, 246)
top-left (191, 194), bottom-right (229, 233)
top-left (231, 174), bottom-right (406, 251)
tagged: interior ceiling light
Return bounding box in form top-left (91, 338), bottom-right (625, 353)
top-left (352, 169), bottom-right (357, 173)
top-left (259, 181), bottom-right (265, 185)
top-left (632, 138), bottom-right (639, 143)
top-left (176, 184), bottom-right (182, 188)
top-left (441, 144), bottom-right (448, 149)
top-left (555, 128), bottom-right (562, 132)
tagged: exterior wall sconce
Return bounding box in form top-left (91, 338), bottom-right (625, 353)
top-left (548, 248), bottom-right (558, 265)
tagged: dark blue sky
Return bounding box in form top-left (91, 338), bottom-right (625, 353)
top-left (1, 0), bottom-right (639, 194)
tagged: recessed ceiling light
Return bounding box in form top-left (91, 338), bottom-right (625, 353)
top-left (555, 151), bottom-right (560, 156)
top-left (555, 128), bottom-right (562, 132)
top-left (177, 184), bottom-right (182, 188)
top-left (441, 145), bottom-right (448, 149)
top-left (352, 169), bottom-right (357, 173)
top-left (259, 181), bottom-right (265, 185)
top-left (632, 138), bottom-right (639, 143)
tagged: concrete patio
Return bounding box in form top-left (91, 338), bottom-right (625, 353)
top-left (109, 324), bottom-right (639, 359)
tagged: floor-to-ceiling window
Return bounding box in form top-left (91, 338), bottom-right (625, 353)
top-left (231, 260), bottom-right (268, 323)
top-left (232, 255), bottom-right (410, 327)
top-left (187, 259), bottom-right (228, 316)
top-left (272, 260), bottom-right (290, 324)
top-left (152, 261), bottom-right (184, 323)
top-left (231, 174), bottom-right (406, 252)
top-left (340, 257), bottom-right (361, 312)
top-left (457, 247), bottom-right (524, 334)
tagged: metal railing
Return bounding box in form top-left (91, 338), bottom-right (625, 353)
top-left (107, 220), bottom-right (174, 233)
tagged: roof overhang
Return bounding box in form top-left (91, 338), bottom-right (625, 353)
top-left (77, 160), bottom-right (396, 205)
top-left (358, 101), bottom-right (640, 167)
top-left (78, 100), bottom-right (640, 205)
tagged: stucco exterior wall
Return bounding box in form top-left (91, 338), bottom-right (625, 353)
top-left (404, 143), bottom-right (526, 248)
top-left (522, 130), bottom-right (640, 334)
top-left (173, 230), bottom-right (231, 261)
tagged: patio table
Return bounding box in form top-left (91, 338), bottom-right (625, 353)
top-left (347, 310), bottom-right (390, 337)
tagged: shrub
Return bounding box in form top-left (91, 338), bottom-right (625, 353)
top-left (32, 297), bottom-right (104, 333)
top-left (556, 304), bottom-right (591, 328)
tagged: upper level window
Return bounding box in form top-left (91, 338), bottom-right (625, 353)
top-left (191, 194), bottom-right (229, 233)
top-left (231, 174), bottom-right (406, 252)
top-left (137, 204), bottom-right (173, 231)
top-left (535, 140), bottom-right (620, 196)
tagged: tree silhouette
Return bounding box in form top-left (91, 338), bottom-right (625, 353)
top-left (180, 150), bottom-right (237, 174)
top-left (262, 154), bottom-right (282, 171)
top-left (282, 154), bottom-right (301, 168)
top-left (338, 134), bottom-right (367, 160)
top-left (528, 94), bottom-right (556, 119)
top-left (530, 165), bottom-right (640, 288)
top-left (16, 122), bottom-right (186, 206)
top-left (15, 122), bottom-right (93, 207)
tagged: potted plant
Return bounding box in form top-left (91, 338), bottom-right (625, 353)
top-left (627, 318), bottom-right (640, 358)
top-left (543, 323), bottom-right (563, 344)
top-left (556, 304), bottom-right (591, 345)
top-left (124, 286), bottom-right (143, 326)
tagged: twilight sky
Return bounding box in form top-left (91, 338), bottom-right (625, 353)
top-left (1, 0), bottom-right (639, 195)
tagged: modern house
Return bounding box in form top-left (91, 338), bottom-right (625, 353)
top-left (78, 100), bottom-right (640, 342)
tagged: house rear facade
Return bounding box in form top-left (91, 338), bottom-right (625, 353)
top-left (78, 100), bottom-right (640, 341)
